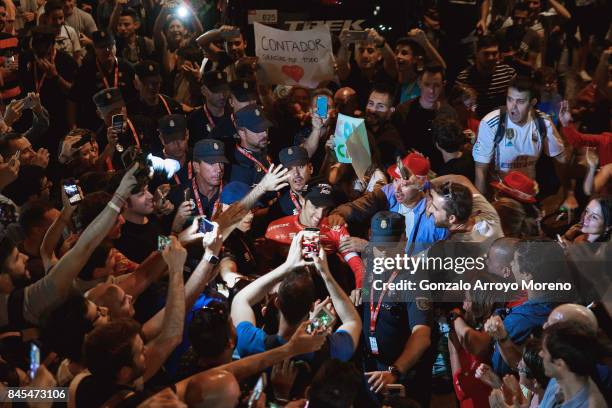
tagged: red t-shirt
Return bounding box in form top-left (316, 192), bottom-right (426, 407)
top-left (265, 214), bottom-right (365, 287)
top-left (562, 124), bottom-right (612, 166)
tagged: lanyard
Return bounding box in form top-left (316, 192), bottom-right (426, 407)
top-left (159, 94), bottom-right (172, 115)
top-left (191, 177), bottom-right (222, 218)
top-left (202, 105), bottom-right (216, 130)
top-left (289, 190), bottom-right (302, 211)
top-left (236, 145), bottom-right (269, 173)
top-left (96, 57), bottom-right (119, 89)
top-left (173, 161), bottom-right (192, 185)
top-left (369, 270), bottom-right (399, 334)
top-left (126, 118), bottom-right (140, 147)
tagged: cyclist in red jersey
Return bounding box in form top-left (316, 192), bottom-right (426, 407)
top-left (266, 183), bottom-right (365, 288)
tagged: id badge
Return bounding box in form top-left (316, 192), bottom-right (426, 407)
top-left (369, 336), bottom-right (379, 355)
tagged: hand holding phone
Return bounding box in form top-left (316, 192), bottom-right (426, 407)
top-left (29, 343), bottom-right (40, 380)
top-left (157, 235), bottom-right (172, 251)
top-left (307, 300), bottom-right (336, 334)
top-left (197, 217), bottom-right (216, 234)
top-left (302, 228), bottom-right (320, 261)
top-left (316, 95), bottom-right (328, 120)
top-left (63, 179), bottom-right (83, 205)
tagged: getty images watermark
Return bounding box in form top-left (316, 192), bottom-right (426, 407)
top-left (362, 241), bottom-right (612, 304)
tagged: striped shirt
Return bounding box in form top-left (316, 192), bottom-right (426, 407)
top-left (456, 63), bottom-right (516, 119)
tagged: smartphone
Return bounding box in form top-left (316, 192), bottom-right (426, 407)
top-left (29, 343), bottom-right (40, 380)
top-left (112, 114), bottom-right (125, 133)
top-left (316, 95), bottom-right (328, 119)
top-left (183, 187), bottom-right (191, 203)
top-left (157, 235), bottom-right (172, 251)
top-left (63, 179), bottom-right (82, 205)
top-left (385, 384), bottom-right (406, 397)
top-left (21, 95), bottom-right (34, 109)
top-left (247, 372), bottom-right (267, 408)
top-left (302, 228), bottom-right (320, 261)
top-left (221, 29), bottom-right (241, 40)
top-left (344, 30), bottom-right (368, 43)
top-left (197, 217), bottom-right (215, 234)
top-left (307, 304), bottom-right (336, 334)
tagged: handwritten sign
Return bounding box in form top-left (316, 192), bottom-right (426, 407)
top-left (333, 114), bottom-right (369, 165)
top-left (254, 22), bottom-right (334, 89)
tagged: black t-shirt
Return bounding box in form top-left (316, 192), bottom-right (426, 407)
top-left (221, 230), bottom-right (257, 276)
top-left (437, 153), bottom-right (475, 181)
top-left (227, 145), bottom-right (271, 187)
top-left (186, 106), bottom-right (236, 145)
top-left (438, 0), bottom-right (483, 39)
top-left (127, 94), bottom-right (183, 153)
top-left (393, 100), bottom-right (458, 173)
top-left (342, 59), bottom-right (395, 110)
top-left (18, 50), bottom-right (78, 143)
top-left (369, 122), bottom-right (405, 169)
top-left (69, 54), bottom-right (137, 130)
top-left (115, 218), bottom-right (165, 263)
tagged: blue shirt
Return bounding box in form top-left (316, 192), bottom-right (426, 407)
top-left (235, 321), bottom-right (355, 362)
top-left (539, 377), bottom-right (606, 408)
top-left (399, 81), bottom-right (421, 104)
top-left (491, 301), bottom-right (554, 376)
top-left (382, 184), bottom-right (449, 254)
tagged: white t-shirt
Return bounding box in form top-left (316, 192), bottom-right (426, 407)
top-left (55, 25), bottom-right (81, 57)
top-left (473, 109), bottom-right (564, 180)
top-left (449, 194), bottom-right (504, 244)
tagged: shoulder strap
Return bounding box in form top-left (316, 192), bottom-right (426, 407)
top-left (493, 107), bottom-right (507, 148)
top-left (533, 109), bottom-right (547, 141)
top-left (68, 371), bottom-right (91, 408)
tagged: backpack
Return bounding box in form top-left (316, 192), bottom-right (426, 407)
top-left (492, 107), bottom-right (559, 198)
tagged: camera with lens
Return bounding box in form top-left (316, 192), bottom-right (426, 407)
top-left (121, 147), bottom-right (180, 193)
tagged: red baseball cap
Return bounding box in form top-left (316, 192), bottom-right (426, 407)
top-left (387, 153), bottom-right (431, 180)
top-left (490, 171), bottom-right (538, 204)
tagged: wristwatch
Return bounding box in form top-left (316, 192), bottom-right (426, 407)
top-left (388, 365), bottom-right (401, 379)
top-left (205, 252), bottom-right (220, 265)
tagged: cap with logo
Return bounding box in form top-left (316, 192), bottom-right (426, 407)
top-left (201, 70), bottom-right (229, 93)
top-left (220, 181), bottom-right (251, 205)
top-left (93, 87), bottom-right (124, 111)
top-left (370, 211), bottom-right (405, 243)
top-left (158, 114), bottom-right (187, 142)
top-left (387, 152), bottom-right (431, 180)
top-left (235, 104), bottom-right (273, 133)
top-left (279, 146), bottom-right (309, 168)
top-left (193, 139), bottom-right (229, 164)
top-left (229, 78), bottom-right (257, 102)
top-left (92, 29), bottom-right (116, 48)
top-left (134, 60), bottom-right (161, 79)
top-left (304, 183), bottom-right (335, 208)
top-left (490, 171), bottom-right (538, 204)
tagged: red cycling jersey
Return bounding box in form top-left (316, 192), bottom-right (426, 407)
top-left (265, 214), bottom-right (365, 287)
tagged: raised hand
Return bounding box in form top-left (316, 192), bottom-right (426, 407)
top-left (161, 236), bottom-right (187, 272)
top-left (258, 164), bottom-right (290, 193)
top-left (558, 100), bottom-right (572, 127)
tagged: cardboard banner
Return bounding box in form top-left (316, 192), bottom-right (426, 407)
top-left (254, 22), bottom-right (334, 89)
top-left (333, 114), bottom-right (369, 166)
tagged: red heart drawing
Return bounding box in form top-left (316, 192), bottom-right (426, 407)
top-left (281, 65), bottom-right (304, 83)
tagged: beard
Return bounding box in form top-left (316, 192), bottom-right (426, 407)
top-left (11, 274), bottom-right (31, 290)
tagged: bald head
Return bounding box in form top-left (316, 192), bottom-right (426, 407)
top-left (334, 87), bottom-right (360, 116)
top-left (486, 237), bottom-right (519, 278)
top-left (185, 370), bottom-right (240, 408)
top-left (544, 304), bottom-right (598, 334)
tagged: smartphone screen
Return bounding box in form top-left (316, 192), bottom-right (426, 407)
top-left (157, 235), bottom-right (171, 251)
top-left (307, 306), bottom-right (336, 334)
top-left (345, 30), bottom-right (368, 43)
top-left (112, 114), bottom-right (125, 132)
top-left (316, 95), bottom-right (328, 119)
top-left (247, 373), bottom-right (267, 408)
top-left (29, 343), bottom-right (40, 380)
top-left (302, 228), bottom-right (320, 261)
top-left (198, 217), bottom-right (215, 234)
top-left (63, 179), bottom-right (82, 205)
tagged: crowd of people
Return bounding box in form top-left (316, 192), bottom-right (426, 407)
top-left (0, 0), bottom-right (611, 407)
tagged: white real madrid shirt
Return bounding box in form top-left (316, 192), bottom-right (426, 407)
top-left (472, 109), bottom-right (564, 179)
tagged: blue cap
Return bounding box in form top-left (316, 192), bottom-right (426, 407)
top-left (92, 29), bottom-right (115, 48)
top-left (370, 211), bottom-right (405, 243)
top-left (193, 139), bottom-right (229, 164)
top-left (279, 146), bottom-right (309, 167)
top-left (92, 87), bottom-right (124, 111)
top-left (220, 181), bottom-right (251, 205)
top-left (234, 104), bottom-right (273, 133)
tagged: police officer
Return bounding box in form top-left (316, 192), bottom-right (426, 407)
top-left (68, 29), bottom-right (136, 131)
top-left (228, 78), bottom-right (258, 113)
top-left (360, 211), bottom-right (437, 408)
top-left (268, 146), bottom-right (312, 219)
top-left (128, 60), bottom-right (183, 153)
top-left (228, 104), bottom-right (273, 187)
top-left (168, 139), bottom-right (228, 219)
top-left (150, 114), bottom-right (192, 190)
top-left (92, 87), bottom-right (141, 170)
top-left (187, 70), bottom-right (235, 144)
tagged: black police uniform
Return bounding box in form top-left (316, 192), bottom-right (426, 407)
top-left (267, 146), bottom-right (310, 219)
top-left (228, 145), bottom-right (271, 187)
top-left (128, 61), bottom-right (183, 153)
top-left (362, 271), bottom-right (437, 408)
top-left (69, 31), bottom-right (137, 130)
